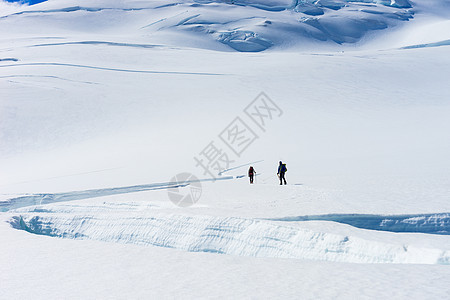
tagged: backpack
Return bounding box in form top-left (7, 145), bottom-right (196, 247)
top-left (282, 164), bottom-right (287, 173)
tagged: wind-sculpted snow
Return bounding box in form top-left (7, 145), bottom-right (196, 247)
top-left (146, 0), bottom-right (414, 49)
top-left (216, 30), bottom-right (274, 52)
top-left (0, 0), bottom-right (414, 51)
top-left (10, 204), bottom-right (449, 264)
top-left (194, 1), bottom-right (412, 10)
top-left (268, 213), bottom-right (450, 235)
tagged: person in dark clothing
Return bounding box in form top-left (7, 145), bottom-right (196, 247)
top-left (248, 166), bottom-right (255, 184)
top-left (277, 161), bottom-right (287, 185)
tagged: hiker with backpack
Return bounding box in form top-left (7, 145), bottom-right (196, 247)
top-left (248, 166), bottom-right (256, 184)
top-left (277, 161), bottom-right (287, 185)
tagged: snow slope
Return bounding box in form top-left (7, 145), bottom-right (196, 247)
top-left (1, 0), bottom-right (450, 298)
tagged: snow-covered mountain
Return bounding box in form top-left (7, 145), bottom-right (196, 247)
top-left (0, 0), bottom-right (423, 51)
top-left (1, 0), bottom-right (450, 298)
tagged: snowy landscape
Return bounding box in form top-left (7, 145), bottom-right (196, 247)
top-left (1, 0), bottom-right (450, 298)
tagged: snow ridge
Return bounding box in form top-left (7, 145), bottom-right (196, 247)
top-left (10, 205), bottom-right (450, 265)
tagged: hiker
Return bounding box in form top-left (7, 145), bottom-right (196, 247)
top-left (248, 166), bottom-right (255, 184)
top-left (277, 161), bottom-right (287, 185)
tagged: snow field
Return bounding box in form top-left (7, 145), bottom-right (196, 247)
top-left (1, 0), bottom-right (450, 298)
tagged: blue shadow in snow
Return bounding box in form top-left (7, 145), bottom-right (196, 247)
top-left (4, 0), bottom-right (47, 5)
top-left (267, 213), bottom-right (450, 235)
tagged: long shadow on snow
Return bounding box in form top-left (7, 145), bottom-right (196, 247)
top-left (0, 176), bottom-right (233, 212)
top-left (28, 41), bottom-right (162, 49)
top-left (0, 63), bottom-right (225, 76)
top-left (267, 213), bottom-right (450, 235)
